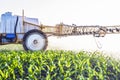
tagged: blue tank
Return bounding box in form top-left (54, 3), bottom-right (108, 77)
top-left (0, 12), bottom-right (39, 41)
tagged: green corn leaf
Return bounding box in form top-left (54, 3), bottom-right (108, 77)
top-left (0, 70), bottom-right (4, 78)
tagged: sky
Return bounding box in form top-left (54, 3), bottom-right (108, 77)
top-left (1, 0), bottom-right (120, 55)
top-left (1, 0), bottom-right (120, 25)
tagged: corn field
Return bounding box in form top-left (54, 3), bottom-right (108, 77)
top-left (0, 50), bottom-right (120, 80)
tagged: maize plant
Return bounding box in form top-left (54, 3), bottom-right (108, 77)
top-left (0, 50), bottom-right (119, 80)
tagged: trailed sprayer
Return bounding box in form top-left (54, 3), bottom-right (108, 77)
top-left (0, 10), bottom-right (120, 51)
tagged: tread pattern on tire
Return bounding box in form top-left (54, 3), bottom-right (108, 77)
top-left (22, 29), bottom-right (48, 51)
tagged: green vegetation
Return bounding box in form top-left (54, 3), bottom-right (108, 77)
top-left (0, 50), bottom-right (119, 80)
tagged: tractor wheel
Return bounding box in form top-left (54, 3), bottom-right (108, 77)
top-left (22, 29), bottom-right (48, 51)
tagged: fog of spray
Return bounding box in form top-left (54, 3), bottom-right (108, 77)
top-left (48, 34), bottom-right (120, 59)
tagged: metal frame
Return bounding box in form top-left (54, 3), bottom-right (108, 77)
top-left (22, 10), bottom-right (120, 37)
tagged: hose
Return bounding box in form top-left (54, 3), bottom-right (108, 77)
top-left (93, 36), bottom-right (102, 49)
top-left (14, 16), bottom-right (19, 42)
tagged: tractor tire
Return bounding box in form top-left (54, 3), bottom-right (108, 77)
top-left (22, 29), bottom-right (48, 51)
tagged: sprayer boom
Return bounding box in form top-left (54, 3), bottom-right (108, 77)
top-left (35, 22), bottom-right (120, 37)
